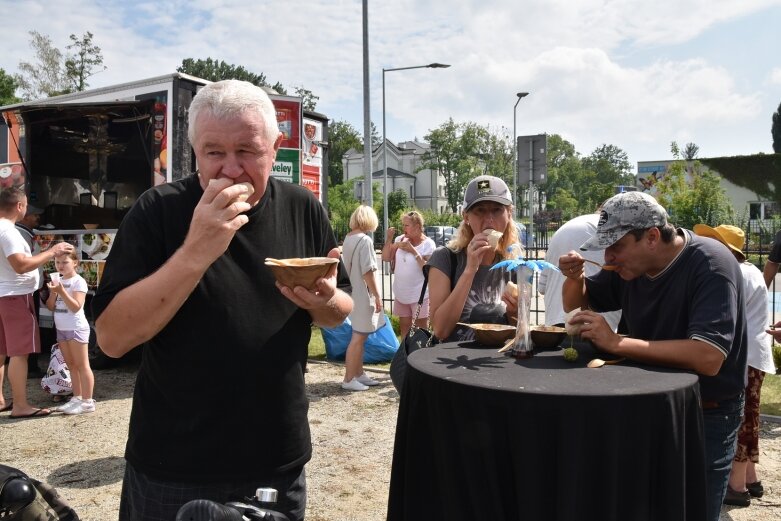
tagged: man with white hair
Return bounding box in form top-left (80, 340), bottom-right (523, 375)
top-left (93, 80), bottom-right (352, 521)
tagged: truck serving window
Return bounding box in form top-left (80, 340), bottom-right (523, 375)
top-left (21, 102), bottom-right (155, 183)
top-left (16, 101), bottom-right (155, 215)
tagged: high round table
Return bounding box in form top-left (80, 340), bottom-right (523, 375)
top-left (387, 341), bottom-right (706, 521)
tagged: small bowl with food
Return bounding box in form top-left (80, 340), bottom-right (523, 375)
top-left (460, 323), bottom-right (517, 347)
top-left (264, 257), bottom-right (339, 290)
top-left (530, 325), bottom-right (567, 350)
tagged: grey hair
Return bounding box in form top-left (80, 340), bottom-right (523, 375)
top-left (188, 80), bottom-right (280, 146)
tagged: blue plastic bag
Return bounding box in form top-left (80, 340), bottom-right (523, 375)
top-left (322, 315), bottom-right (399, 363)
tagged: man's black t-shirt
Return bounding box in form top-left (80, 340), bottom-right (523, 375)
top-left (585, 229), bottom-right (747, 402)
top-left (92, 175), bottom-right (343, 481)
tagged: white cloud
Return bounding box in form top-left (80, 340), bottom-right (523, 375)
top-left (1, 0), bottom-right (778, 164)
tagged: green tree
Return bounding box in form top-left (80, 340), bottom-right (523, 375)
top-left (15, 30), bottom-right (104, 99)
top-left (582, 144), bottom-right (633, 186)
top-left (385, 188), bottom-right (410, 226)
top-left (419, 119), bottom-right (486, 212)
top-left (372, 121), bottom-right (382, 147)
top-left (683, 142), bottom-right (700, 160)
top-left (654, 144), bottom-right (733, 228)
top-left (773, 101), bottom-right (781, 153)
top-left (178, 58), bottom-right (318, 110)
top-left (294, 86), bottom-right (319, 111)
top-left (579, 143), bottom-right (634, 211)
top-left (327, 120), bottom-right (362, 186)
top-left (326, 178), bottom-right (383, 233)
top-left (0, 68), bottom-right (20, 106)
top-left (15, 30), bottom-right (69, 99)
top-left (178, 57), bottom-right (270, 86)
top-left (475, 125), bottom-right (513, 183)
top-left (64, 31), bottom-right (105, 92)
top-left (547, 188), bottom-right (579, 220)
top-left (537, 134), bottom-right (589, 219)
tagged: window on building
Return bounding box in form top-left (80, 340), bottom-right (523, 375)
top-left (749, 201), bottom-right (780, 220)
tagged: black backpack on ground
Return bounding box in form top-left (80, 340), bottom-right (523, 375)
top-left (0, 464), bottom-right (79, 520)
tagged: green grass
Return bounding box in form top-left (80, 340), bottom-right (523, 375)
top-left (308, 326), bottom-right (327, 360)
top-left (761, 372), bottom-right (781, 416)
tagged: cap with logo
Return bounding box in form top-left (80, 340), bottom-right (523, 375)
top-left (692, 224), bottom-right (746, 262)
top-left (580, 191), bottom-right (668, 251)
top-left (462, 175), bottom-right (513, 212)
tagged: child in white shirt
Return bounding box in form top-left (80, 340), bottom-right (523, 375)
top-left (45, 251), bottom-right (95, 414)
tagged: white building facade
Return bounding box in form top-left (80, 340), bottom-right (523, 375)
top-left (637, 159), bottom-right (779, 222)
top-left (343, 140), bottom-right (449, 213)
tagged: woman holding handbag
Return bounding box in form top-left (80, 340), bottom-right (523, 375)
top-left (340, 205), bottom-right (385, 391)
top-left (382, 211), bottom-right (436, 340)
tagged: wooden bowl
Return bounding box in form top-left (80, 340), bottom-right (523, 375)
top-left (466, 323), bottom-right (517, 347)
top-left (530, 325), bottom-right (567, 349)
top-left (264, 257), bottom-right (339, 290)
top-left (83, 224), bottom-right (99, 229)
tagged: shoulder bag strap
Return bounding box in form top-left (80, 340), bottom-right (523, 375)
top-left (409, 249), bottom-right (458, 331)
top-left (410, 265), bottom-right (430, 324)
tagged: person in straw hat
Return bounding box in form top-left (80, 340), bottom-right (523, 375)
top-left (694, 223), bottom-right (776, 507)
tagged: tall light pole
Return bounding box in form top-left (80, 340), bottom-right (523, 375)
top-left (382, 62), bottom-right (450, 232)
top-left (361, 0), bottom-right (372, 205)
top-left (512, 92), bottom-right (529, 220)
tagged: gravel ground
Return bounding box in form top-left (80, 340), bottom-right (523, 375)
top-left (1, 359), bottom-right (780, 520)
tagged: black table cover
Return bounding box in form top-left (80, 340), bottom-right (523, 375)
top-left (387, 341), bottom-right (706, 521)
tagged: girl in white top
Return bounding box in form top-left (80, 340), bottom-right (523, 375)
top-left (45, 251), bottom-right (95, 414)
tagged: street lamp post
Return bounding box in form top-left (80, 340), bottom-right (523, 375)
top-left (382, 63), bottom-right (450, 233)
top-left (512, 92), bottom-right (529, 220)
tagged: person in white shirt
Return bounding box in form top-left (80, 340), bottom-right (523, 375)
top-left (538, 212), bottom-right (620, 330)
top-left (15, 203), bottom-right (45, 378)
top-left (45, 250), bottom-right (95, 415)
top-left (382, 211), bottom-right (436, 340)
top-left (0, 187), bottom-right (73, 418)
top-left (694, 224), bottom-right (777, 507)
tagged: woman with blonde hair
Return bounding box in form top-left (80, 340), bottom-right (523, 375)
top-left (428, 175), bottom-right (520, 342)
top-left (382, 210), bottom-right (436, 340)
top-left (340, 205), bottom-right (384, 391)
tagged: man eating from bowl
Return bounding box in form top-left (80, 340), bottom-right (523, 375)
top-left (559, 191), bottom-right (747, 521)
top-left (92, 80), bottom-right (352, 521)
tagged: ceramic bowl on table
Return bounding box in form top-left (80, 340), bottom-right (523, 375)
top-left (530, 325), bottom-right (567, 349)
top-left (462, 323), bottom-right (517, 347)
top-left (264, 257), bottom-right (339, 290)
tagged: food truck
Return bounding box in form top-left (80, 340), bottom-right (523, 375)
top-left (0, 73), bottom-right (329, 367)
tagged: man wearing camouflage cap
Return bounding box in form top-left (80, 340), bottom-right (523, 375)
top-left (559, 191), bottom-right (747, 521)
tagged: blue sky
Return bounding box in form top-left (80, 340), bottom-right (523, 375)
top-left (1, 0), bottom-right (780, 170)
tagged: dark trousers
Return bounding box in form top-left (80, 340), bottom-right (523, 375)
top-left (118, 460), bottom-right (306, 521)
top-left (703, 393), bottom-right (744, 521)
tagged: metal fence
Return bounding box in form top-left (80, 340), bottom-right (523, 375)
top-left (336, 220), bottom-right (781, 327)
